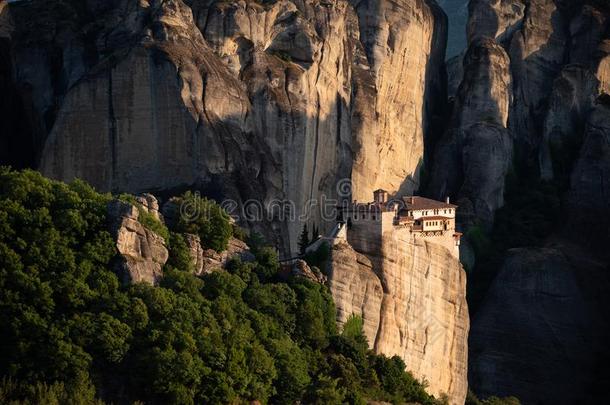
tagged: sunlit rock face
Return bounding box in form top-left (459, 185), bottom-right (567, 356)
top-left (329, 228), bottom-right (469, 404)
top-left (107, 198), bottom-right (169, 286)
top-left (6, 0), bottom-right (447, 254)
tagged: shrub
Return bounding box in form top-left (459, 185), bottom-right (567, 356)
top-left (172, 191), bottom-right (232, 252)
top-left (304, 241), bottom-right (330, 270)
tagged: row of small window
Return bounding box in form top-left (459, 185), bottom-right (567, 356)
top-left (425, 221), bottom-right (442, 227)
top-left (421, 209), bottom-right (452, 216)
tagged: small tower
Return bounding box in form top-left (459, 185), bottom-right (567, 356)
top-left (373, 189), bottom-right (388, 205)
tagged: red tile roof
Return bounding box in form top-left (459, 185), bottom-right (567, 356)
top-left (402, 196), bottom-right (457, 210)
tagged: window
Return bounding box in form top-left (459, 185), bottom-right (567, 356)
top-left (372, 215), bottom-right (376, 220)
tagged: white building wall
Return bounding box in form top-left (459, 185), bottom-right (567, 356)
top-left (411, 208), bottom-right (456, 220)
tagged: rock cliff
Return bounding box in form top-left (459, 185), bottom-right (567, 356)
top-left (3, 0), bottom-right (448, 254)
top-left (469, 246), bottom-right (610, 403)
top-left (329, 234), bottom-right (469, 404)
top-left (428, 37), bottom-right (513, 230)
top-left (432, 1), bottom-right (610, 402)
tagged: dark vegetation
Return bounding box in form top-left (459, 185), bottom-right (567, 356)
top-left (172, 191), bottom-right (234, 252)
top-left (0, 169), bottom-right (443, 404)
top-left (465, 389), bottom-right (521, 405)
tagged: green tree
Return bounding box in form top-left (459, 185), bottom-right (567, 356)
top-left (0, 169), bottom-right (449, 405)
top-left (173, 191), bottom-right (232, 252)
top-left (298, 223), bottom-right (310, 255)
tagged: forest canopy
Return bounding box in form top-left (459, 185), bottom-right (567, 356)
top-left (0, 168), bottom-right (443, 405)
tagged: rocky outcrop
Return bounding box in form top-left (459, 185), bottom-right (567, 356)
top-left (329, 236), bottom-right (469, 404)
top-left (136, 193), bottom-right (163, 222)
top-left (349, 0), bottom-right (448, 199)
top-left (428, 37), bottom-right (513, 229)
top-left (185, 234), bottom-right (253, 275)
top-left (566, 100), bottom-right (610, 249)
top-left (282, 259), bottom-right (327, 284)
top-left (107, 199), bottom-right (169, 285)
top-left (539, 66), bottom-right (600, 179)
top-left (467, 0), bottom-right (525, 46)
top-left (469, 246), bottom-right (610, 404)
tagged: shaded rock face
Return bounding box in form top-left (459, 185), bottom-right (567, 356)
top-left (473, 0), bottom-right (608, 168)
top-left (467, 0), bottom-right (525, 46)
top-left (428, 37), bottom-right (513, 230)
top-left (434, 1), bottom-right (610, 402)
top-left (431, 0), bottom-right (610, 229)
top-left (539, 66), bottom-right (600, 179)
top-left (0, 2), bottom-right (35, 169)
top-left (566, 102), bottom-right (610, 249)
top-left (428, 0), bottom-right (610, 253)
top-left (4, 0), bottom-right (447, 254)
top-left (185, 234), bottom-right (253, 275)
top-left (107, 199), bottom-right (169, 285)
top-left (469, 247), bottom-right (610, 404)
top-left (329, 236), bottom-right (469, 404)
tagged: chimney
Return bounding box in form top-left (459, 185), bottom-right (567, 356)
top-left (446, 196), bottom-right (450, 204)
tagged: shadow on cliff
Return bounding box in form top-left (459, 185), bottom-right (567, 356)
top-left (0, 37), bottom-right (36, 169)
top-left (460, 3), bottom-right (610, 402)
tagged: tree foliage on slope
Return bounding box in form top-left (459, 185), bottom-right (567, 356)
top-left (0, 169), bottom-right (442, 404)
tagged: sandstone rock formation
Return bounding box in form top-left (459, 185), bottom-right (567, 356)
top-left (136, 193), bottom-right (163, 222)
top-left (428, 37), bottom-right (513, 230)
top-left (107, 199), bottom-right (169, 285)
top-left (3, 0), bottom-right (448, 255)
top-left (185, 233), bottom-right (254, 275)
top-left (328, 241), bottom-right (383, 343)
top-left (281, 259), bottom-right (327, 284)
top-left (440, 1), bottom-right (610, 402)
top-left (329, 235), bottom-right (469, 404)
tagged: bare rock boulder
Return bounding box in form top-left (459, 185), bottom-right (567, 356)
top-left (135, 193), bottom-right (163, 222)
top-left (184, 234), bottom-right (254, 275)
top-left (281, 259), bottom-right (327, 284)
top-left (107, 199), bottom-right (169, 285)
